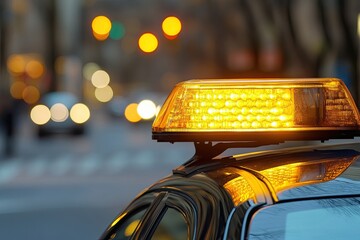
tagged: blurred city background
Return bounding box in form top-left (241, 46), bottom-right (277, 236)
top-left (0, 0), bottom-right (359, 239)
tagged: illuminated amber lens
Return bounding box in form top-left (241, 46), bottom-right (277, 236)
top-left (153, 79), bottom-right (360, 132)
top-left (170, 88), bottom-right (293, 130)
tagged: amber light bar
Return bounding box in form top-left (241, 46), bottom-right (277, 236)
top-left (152, 78), bottom-right (360, 142)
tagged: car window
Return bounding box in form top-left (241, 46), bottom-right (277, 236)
top-left (247, 197), bottom-right (360, 240)
top-left (108, 208), bottom-right (147, 240)
top-left (150, 207), bottom-right (188, 240)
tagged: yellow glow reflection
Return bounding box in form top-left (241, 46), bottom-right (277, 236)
top-left (31, 105), bottom-right (51, 125)
top-left (260, 158), bottom-right (354, 192)
top-left (22, 86), bottom-right (40, 104)
top-left (50, 103), bottom-right (69, 122)
top-left (125, 103), bottom-right (142, 123)
top-left (91, 70), bottom-right (110, 88)
top-left (138, 33), bottom-right (158, 53)
top-left (70, 103), bottom-right (90, 124)
top-left (95, 85), bottom-right (113, 102)
top-left (137, 100), bottom-right (157, 120)
top-left (124, 220), bottom-right (140, 237)
top-left (223, 174), bottom-right (255, 206)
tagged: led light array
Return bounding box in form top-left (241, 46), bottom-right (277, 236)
top-left (169, 88), bottom-right (294, 130)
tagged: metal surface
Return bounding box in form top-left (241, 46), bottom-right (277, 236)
top-left (100, 142), bottom-right (360, 239)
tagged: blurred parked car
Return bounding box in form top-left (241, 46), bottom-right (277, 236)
top-left (30, 92), bottom-right (90, 137)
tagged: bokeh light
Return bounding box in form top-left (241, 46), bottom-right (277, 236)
top-left (26, 59), bottom-right (44, 79)
top-left (95, 85), bottom-right (113, 102)
top-left (30, 105), bottom-right (51, 125)
top-left (138, 33), bottom-right (158, 53)
top-left (92, 16), bottom-right (112, 35)
top-left (110, 22), bottom-right (125, 40)
top-left (92, 15), bottom-right (111, 41)
top-left (70, 103), bottom-right (91, 124)
top-left (22, 86), bottom-right (40, 104)
top-left (91, 70), bottom-right (110, 88)
top-left (137, 99), bottom-right (157, 120)
top-left (10, 81), bottom-right (26, 99)
top-left (7, 54), bottom-right (26, 75)
top-left (124, 103), bottom-right (142, 123)
top-left (93, 31), bottom-right (110, 41)
top-left (83, 62), bottom-right (101, 81)
top-left (162, 16), bottom-right (182, 39)
top-left (50, 103), bottom-right (69, 122)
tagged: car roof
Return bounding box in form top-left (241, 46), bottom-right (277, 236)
top-left (42, 92), bottom-right (78, 107)
top-left (147, 141), bottom-right (360, 206)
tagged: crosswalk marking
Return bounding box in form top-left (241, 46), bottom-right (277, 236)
top-left (0, 159), bottom-right (21, 183)
top-left (132, 151), bottom-right (155, 169)
top-left (75, 153), bottom-right (101, 176)
top-left (0, 149), bottom-right (188, 184)
top-left (50, 154), bottom-right (73, 176)
top-left (107, 151), bottom-right (128, 173)
top-left (27, 156), bottom-right (48, 177)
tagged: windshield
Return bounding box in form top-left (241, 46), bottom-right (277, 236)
top-left (247, 197), bottom-right (360, 240)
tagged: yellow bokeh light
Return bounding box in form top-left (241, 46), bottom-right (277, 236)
top-left (92, 31), bottom-right (110, 41)
top-left (138, 33), bottom-right (158, 53)
top-left (50, 103), bottom-right (69, 122)
top-left (162, 16), bottom-right (182, 38)
top-left (7, 54), bottom-right (26, 75)
top-left (95, 85), bottom-right (113, 102)
top-left (70, 103), bottom-right (91, 124)
top-left (10, 81), bottom-right (26, 99)
top-left (26, 59), bottom-right (44, 79)
top-left (22, 86), bottom-right (40, 104)
top-left (30, 105), bottom-right (51, 125)
top-left (125, 103), bottom-right (142, 123)
top-left (91, 70), bottom-right (110, 88)
top-left (137, 100), bottom-right (157, 120)
top-left (92, 16), bottom-right (112, 35)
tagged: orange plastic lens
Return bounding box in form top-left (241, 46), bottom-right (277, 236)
top-left (153, 78), bottom-right (360, 133)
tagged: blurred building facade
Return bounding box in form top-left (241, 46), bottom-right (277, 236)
top-left (1, 0), bottom-right (360, 107)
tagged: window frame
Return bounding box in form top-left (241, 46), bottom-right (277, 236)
top-left (134, 191), bottom-right (197, 240)
top-left (100, 192), bottom-right (166, 240)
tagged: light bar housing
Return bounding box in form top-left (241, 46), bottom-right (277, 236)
top-left (152, 78), bottom-right (360, 142)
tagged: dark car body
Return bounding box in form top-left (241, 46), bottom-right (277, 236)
top-left (100, 78), bottom-right (360, 239)
top-left (100, 141), bottom-right (360, 240)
